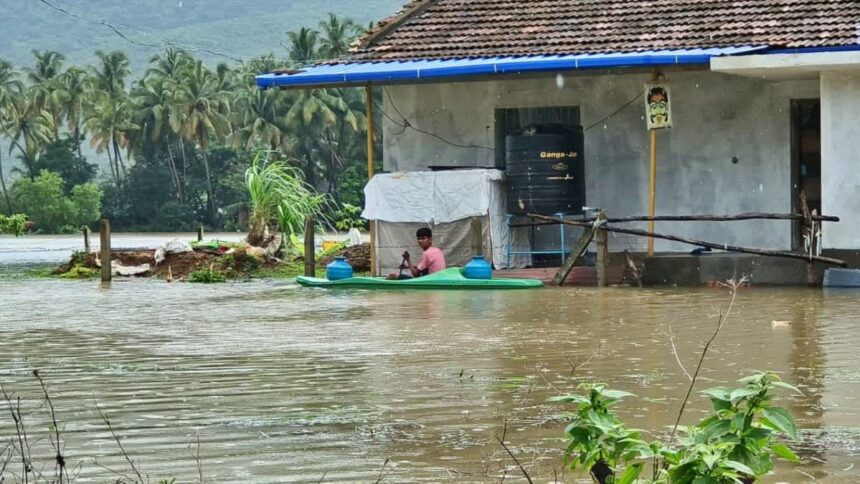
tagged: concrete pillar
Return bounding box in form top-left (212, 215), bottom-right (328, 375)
top-left (820, 71), bottom-right (860, 249)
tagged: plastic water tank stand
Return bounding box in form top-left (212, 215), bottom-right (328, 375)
top-left (506, 212), bottom-right (571, 268)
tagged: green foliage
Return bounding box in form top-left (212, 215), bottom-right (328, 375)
top-left (0, 13), bottom-right (383, 233)
top-left (60, 265), bottom-right (99, 279)
top-left (245, 152), bottom-right (329, 239)
top-left (666, 372), bottom-right (801, 483)
top-left (187, 267), bottom-right (227, 283)
top-left (333, 203), bottom-right (365, 231)
top-left (33, 137), bottom-right (97, 192)
top-left (0, 213), bottom-right (28, 235)
top-left (217, 249), bottom-right (262, 278)
top-left (549, 384), bottom-right (648, 482)
top-left (550, 372), bottom-right (802, 484)
top-left (11, 171), bottom-right (102, 232)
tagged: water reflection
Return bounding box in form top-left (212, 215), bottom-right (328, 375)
top-left (0, 280), bottom-right (858, 482)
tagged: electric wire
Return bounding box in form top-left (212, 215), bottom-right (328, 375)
top-left (36, 0), bottom-right (245, 62)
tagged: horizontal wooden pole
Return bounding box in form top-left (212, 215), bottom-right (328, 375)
top-left (595, 212), bottom-right (839, 223)
top-left (527, 213), bottom-right (847, 267)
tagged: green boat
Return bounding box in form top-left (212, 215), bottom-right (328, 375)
top-left (296, 267), bottom-right (543, 289)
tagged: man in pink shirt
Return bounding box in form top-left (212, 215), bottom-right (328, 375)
top-left (388, 227), bottom-right (446, 279)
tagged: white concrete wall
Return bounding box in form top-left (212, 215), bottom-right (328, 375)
top-left (382, 71), bottom-right (819, 252)
top-left (821, 71), bottom-right (860, 250)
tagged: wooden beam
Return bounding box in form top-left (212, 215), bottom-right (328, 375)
top-left (99, 219), bottom-right (111, 282)
top-left (304, 217), bottom-right (315, 277)
top-left (552, 226), bottom-right (597, 286)
top-left (648, 129), bottom-right (657, 255)
top-left (365, 84), bottom-right (377, 276)
top-left (595, 212), bottom-right (609, 287)
top-left (528, 212), bottom-right (848, 267)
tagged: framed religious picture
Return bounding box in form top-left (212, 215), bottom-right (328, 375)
top-left (645, 83), bottom-right (672, 130)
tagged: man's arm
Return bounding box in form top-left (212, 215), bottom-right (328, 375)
top-left (403, 252), bottom-right (422, 277)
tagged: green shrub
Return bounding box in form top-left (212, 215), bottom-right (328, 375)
top-left (551, 372), bottom-right (801, 483)
top-left (0, 214), bottom-right (28, 236)
top-left (12, 171), bottom-right (102, 233)
top-left (60, 266), bottom-right (98, 279)
top-left (187, 268), bottom-right (227, 283)
top-left (333, 203), bottom-right (365, 231)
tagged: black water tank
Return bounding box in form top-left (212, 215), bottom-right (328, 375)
top-left (505, 127), bottom-right (585, 215)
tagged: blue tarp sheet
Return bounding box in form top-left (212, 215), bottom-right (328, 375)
top-left (256, 46), bottom-right (767, 89)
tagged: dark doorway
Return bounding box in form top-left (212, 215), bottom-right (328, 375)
top-left (791, 100), bottom-right (821, 251)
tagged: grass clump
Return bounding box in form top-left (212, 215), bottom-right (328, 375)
top-left (187, 266), bottom-right (227, 283)
top-left (60, 266), bottom-right (99, 279)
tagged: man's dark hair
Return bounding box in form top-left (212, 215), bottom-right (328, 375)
top-left (416, 227), bottom-right (432, 238)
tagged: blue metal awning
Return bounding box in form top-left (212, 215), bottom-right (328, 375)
top-left (256, 46), bottom-right (767, 89)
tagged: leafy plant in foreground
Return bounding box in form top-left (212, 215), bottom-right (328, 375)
top-left (549, 384), bottom-right (650, 483)
top-left (665, 372), bottom-right (801, 483)
top-left (550, 372), bottom-right (802, 483)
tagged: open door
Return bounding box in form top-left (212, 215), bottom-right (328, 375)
top-left (791, 100), bottom-right (821, 251)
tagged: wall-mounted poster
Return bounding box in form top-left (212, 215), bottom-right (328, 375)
top-left (645, 83), bottom-right (672, 130)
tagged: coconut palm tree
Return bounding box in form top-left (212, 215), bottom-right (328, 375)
top-left (318, 14), bottom-right (361, 60)
top-left (90, 50), bottom-right (131, 98)
top-left (54, 66), bottom-right (90, 157)
top-left (132, 75), bottom-right (184, 199)
top-left (169, 60), bottom-right (231, 220)
top-left (146, 48), bottom-right (192, 83)
top-left (84, 93), bottom-right (137, 186)
top-left (287, 27), bottom-right (319, 67)
top-left (2, 95), bottom-right (54, 179)
top-left (0, 59), bottom-right (24, 212)
top-left (26, 50), bottom-right (65, 140)
top-left (231, 86), bottom-right (288, 152)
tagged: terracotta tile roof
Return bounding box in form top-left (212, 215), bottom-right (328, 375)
top-left (351, 0), bottom-right (860, 60)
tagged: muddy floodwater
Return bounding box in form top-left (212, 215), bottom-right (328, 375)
top-left (1, 272), bottom-right (859, 482)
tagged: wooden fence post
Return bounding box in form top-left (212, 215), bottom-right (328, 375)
top-left (197, 225), bottom-right (204, 242)
top-left (304, 217), bottom-right (315, 277)
top-left (470, 218), bottom-right (483, 257)
top-left (83, 226), bottom-right (91, 253)
top-left (99, 219), bottom-right (111, 282)
top-left (596, 211), bottom-right (609, 287)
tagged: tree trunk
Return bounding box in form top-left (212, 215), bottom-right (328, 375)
top-left (164, 135), bottom-right (183, 200)
top-left (198, 136), bottom-right (216, 222)
top-left (303, 151), bottom-right (316, 188)
top-left (106, 142), bottom-right (118, 188)
top-left (113, 137), bottom-right (127, 181)
top-left (74, 125), bottom-right (82, 159)
top-left (0, 151), bottom-right (12, 214)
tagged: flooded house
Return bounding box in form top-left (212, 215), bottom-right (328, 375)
top-left (258, 0), bottom-right (860, 284)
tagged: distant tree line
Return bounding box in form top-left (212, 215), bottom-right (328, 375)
top-left (0, 14), bottom-right (377, 233)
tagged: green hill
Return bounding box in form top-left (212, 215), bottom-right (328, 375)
top-left (1, 0), bottom-right (404, 68)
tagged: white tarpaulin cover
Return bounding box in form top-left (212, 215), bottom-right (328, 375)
top-left (362, 169), bottom-right (527, 270)
top-left (363, 169), bottom-right (504, 223)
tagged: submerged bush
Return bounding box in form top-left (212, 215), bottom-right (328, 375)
top-left (187, 268), bottom-right (227, 283)
top-left (551, 372), bottom-right (801, 483)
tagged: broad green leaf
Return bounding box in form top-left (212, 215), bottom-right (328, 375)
top-left (761, 407), bottom-right (798, 440)
top-left (700, 418), bottom-right (732, 441)
top-left (770, 443), bottom-right (800, 463)
top-left (701, 387), bottom-right (733, 402)
top-left (549, 394), bottom-right (589, 404)
top-left (692, 477), bottom-right (719, 484)
top-left (616, 463), bottom-right (644, 484)
top-left (709, 397), bottom-right (733, 413)
top-left (771, 380), bottom-right (804, 395)
top-left (723, 460), bottom-right (756, 477)
top-left (738, 373), bottom-right (766, 384)
top-left (601, 389), bottom-right (636, 400)
top-left (729, 388), bottom-right (760, 404)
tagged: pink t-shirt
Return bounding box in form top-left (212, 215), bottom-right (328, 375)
top-left (416, 246), bottom-right (446, 274)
